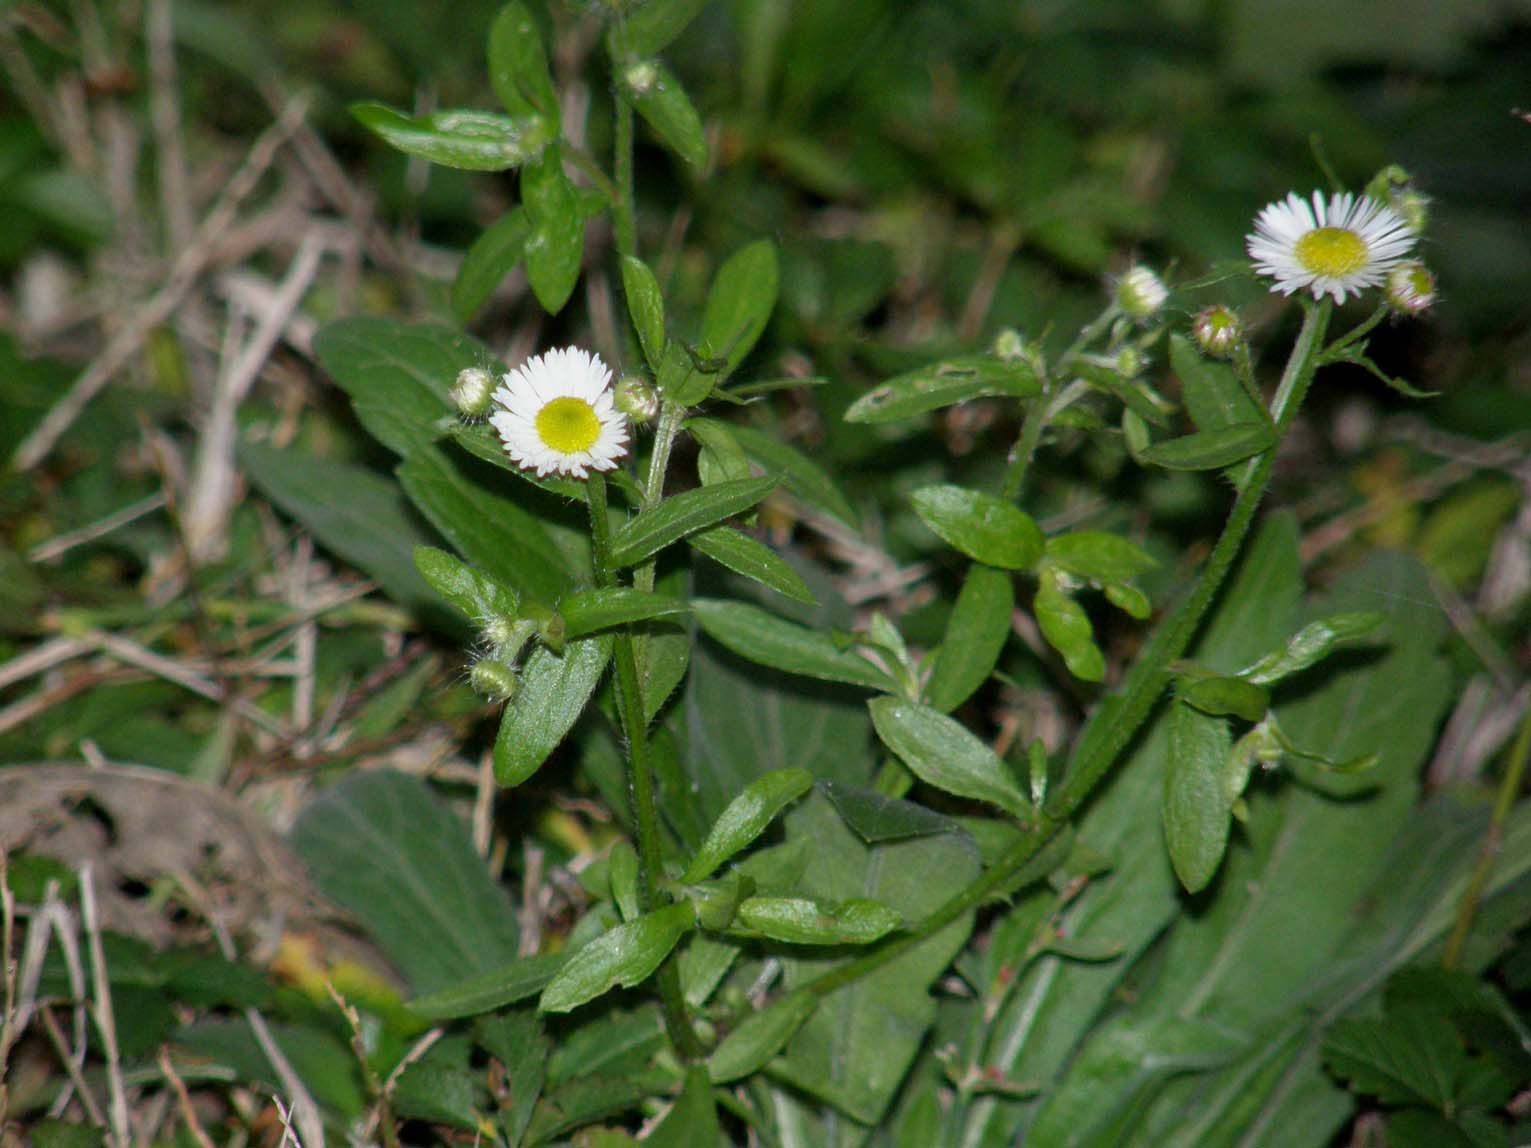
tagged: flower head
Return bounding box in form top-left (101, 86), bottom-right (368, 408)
top-left (1192, 305), bottom-right (1242, 358)
top-left (1385, 261), bottom-right (1437, 315)
top-left (1246, 191), bottom-right (1415, 304)
top-left (490, 347), bottom-right (629, 479)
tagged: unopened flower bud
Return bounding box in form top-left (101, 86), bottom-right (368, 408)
top-left (1393, 188), bottom-right (1430, 234)
top-left (1115, 265), bottom-right (1168, 319)
top-left (1115, 346), bottom-right (1145, 379)
top-left (451, 367), bottom-right (497, 419)
top-left (1386, 261), bottom-right (1436, 315)
top-left (469, 657), bottom-right (518, 703)
top-left (624, 60), bottom-right (659, 96)
top-left (992, 328), bottom-right (1027, 362)
top-left (614, 374), bottom-right (659, 423)
top-left (1192, 305), bottom-right (1242, 358)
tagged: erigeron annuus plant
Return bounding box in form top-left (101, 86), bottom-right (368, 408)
top-left (298, 3), bottom-right (1529, 1145)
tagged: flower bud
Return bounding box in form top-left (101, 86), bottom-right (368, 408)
top-left (992, 328), bottom-right (1026, 362)
top-left (451, 367), bottom-right (497, 419)
top-left (1192, 305), bottom-right (1242, 358)
top-left (624, 60), bottom-right (659, 97)
top-left (1386, 261), bottom-right (1436, 315)
top-left (1115, 346), bottom-right (1145, 379)
top-left (1114, 265), bottom-right (1168, 319)
top-left (469, 657), bottom-right (518, 703)
top-left (614, 374), bottom-right (660, 423)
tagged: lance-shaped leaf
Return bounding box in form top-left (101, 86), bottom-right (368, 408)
top-left (1045, 531), bottom-right (1157, 584)
top-left (538, 902), bottom-right (696, 1013)
top-left (687, 527), bottom-right (816, 604)
top-left (691, 598), bottom-right (897, 691)
top-left (414, 546), bottom-right (520, 624)
top-left (494, 634), bottom-right (612, 785)
top-left (1162, 701), bottom-right (1237, 893)
top-left (620, 254), bottom-right (666, 370)
top-left (1238, 611), bottom-right (1388, 686)
top-left (924, 564), bottom-right (1014, 713)
top-left (735, 895), bottom-right (903, 945)
top-left (609, 476), bottom-right (778, 567)
top-left (647, 1065), bottom-right (721, 1148)
top-left (911, 484), bottom-right (1044, 571)
top-left (1141, 422), bottom-right (1275, 470)
top-left (1176, 673), bottom-right (1270, 723)
top-left (844, 355), bottom-right (1042, 423)
top-left (350, 103), bottom-right (549, 170)
top-left (1171, 332), bottom-right (1264, 432)
top-left (708, 992), bottom-right (818, 1084)
top-left (1035, 564), bottom-right (1105, 681)
top-left (725, 422), bottom-right (859, 528)
top-left (688, 418), bottom-right (754, 487)
top-left (409, 952), bottom-right (568, 1019)
top-left (699, 240), bottom-right (779, 384)
top-left (488, 2), bottom-right (559, 124)
top-left (521, 149), bottom-right (585, 314)
top-left (625, 59), bottom-right (707, 169)
top-left (682, 768), bottom-right (815, 883)
top-left (869, 698), bottom-right (1030, 818)
top-left (557, 587), bottom-right (688, 639)
top-left (610, 0), bottom-right (710, 56)
top-left (452, 208), bottom-right (530, 322)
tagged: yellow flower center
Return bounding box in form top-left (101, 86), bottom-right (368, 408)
top-left (1293, 227), bottom-right (1368, 277)
top-left (536, 397), bottom-right (602, 454)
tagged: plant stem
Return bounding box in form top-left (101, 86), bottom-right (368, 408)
top-left (1442, 695), bottom-right (1531, 968)
top-left (586, 474), bottom-right (701, 1057)
top-left (1001, 380), bottom-right (1088, 502)
top-left (801, 300), bottom-right (1332, 1001)
top-left (613, 93), bottom-right (637, 261)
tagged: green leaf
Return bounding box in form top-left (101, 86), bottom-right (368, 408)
top-left (844, 355), bottom-right (1042, 424)
top-left (610, 476), bottom-right (778, 567)
top-left (1035, 565), bottom-right (1105, 681)
top-left (30, 1121), bottom-right (105, 1148)
top-left (1323, 1007), bottom-right (1464, 1110)
top-left (925, 564), bottom-right (1014, 713)
top-left (869, 698), bottom-right (1030, 818)
top-left (558, 588), bottom-right (688, 639)
top-left (911, 484), bottom-right (1044, 570)
top-left (350, 102), bottom-right (549, 170)
top-left (539, 903), bottom-right (696, 1013)
top-left (444, 420), bottom-right (588, 501)
top-left (176, 1018), bottom-right (367, 1119)
top-left (724, 422), bottom-right (859, 528)
top-left (488, 2), bottom-right (559, 123)
top-left (413, 545), bottom-right (520, 625)
top-left (683, 768), bottom-right (814, 883)
top-left (1171, 333), bottom-right (1264, 432)
top-left (688, 527), bottom-right (816, 604)
top-left (289, 770), bottom-right (520, 996)
top-left (495, 634), bottom-right (613, 785)
top-left (410, 953), bottom-right (568, 1019)
top-left (1044, 531), bottom-right (1157, 584)
top-left (736, 895), bottom-right (902, 945)
top-left (691, 598), bottom-right (896, 690)
top-left (687, 417), bottom-right (753, 486)
top-left (1177, 674), bottom-right (1270, 722)
top-left (821, 780), bottom-right (959, 844)
top-left (1239, 611), bottom-right (1388, 686)
top-left (452, 208), bottom-right (530, 322)
top-left (1140, 422), bottom-right (1276, 470)
top-left (625, 59), bottom-right (707, 168)
top-left (700, 240), bottom-right (779, 385)
top-left (610, 0), bottom-right (710, 56)
top-left (1162, 701), bottom-right (1236, 894)
top-left (620, 254), bottom-right (666, 371)
top-left (647, 1065), bottom-right (721, 1148)
top-left (707, 992), bottom-right (818, 1083)
top-left (521, 149), bottom-right (585, 314)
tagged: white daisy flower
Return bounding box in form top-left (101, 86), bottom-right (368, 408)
top-left (1246, 191), bottom-right (1416, 304)
top-left (490, 347), bottom-right (629, 479)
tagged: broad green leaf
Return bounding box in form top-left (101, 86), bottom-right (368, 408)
top-left (1322, 1008), bottom-right (1465, 1110)
top-left (647, 1066), bottom-right (720, 1148)
top-left (610, 0), bottom-right (710, 55)
top-left (413, 545), bottom-right (519, 625)
top-left (1170, 333), bottom-right (1264, 432)
top-left (409, 953), bottom-right (568, 1019)
top-left (1162, 702), bottom-right (1236, 893)
top-left (1140, 422), bottom-right (1275, 470)
top-left (821, 779), bottom-right (959, 844)
top-left (844, 355), bottom-right (1042, 423)
top-left (691, 598), bottom-right (896, 690)
top-left (350, 102), bottom-right (549, 170)
top-left (723, 422), bottom-right (859, 528)
top-left (700, 240), bottom-right (779, 384)
top-left (558, 587), bottom-right (688, 639)
top-left (495, 634), bottom-right (613, 785)
top-left (911, 484), bottom-right (1044, 570)
top-left (638, 624), bottom-right (692, 723)
top-left (289, 770), bottom-right (520, 996)
top-left (924, 564), bottom-right (1014, 713)
top-left (452, 208), bottom-right (529, 322)
top-left (735, 895), bottom-right (902, 945)
top-left (869, 698), bottom-right (1030, 818)
top-left (619, 254), bottom-right (666, 370)
top-left (626, 59), bottom-right (707, 168)
top-left (686, 417), bottom-right (753, 487)
top-left (683, 767), bottom-right (814, 883)
top-left (1044, 531), bottom-right (1157, 584)
top-left (609, 476), bottom-right (778, 567)
top-left (523, 1078), bottom-right (652, 1144)
top-left (707, 992), bottom-right (818, 1084)
top-left (688, 526), bottom-right (816, 603)
top-left (1035, 566), bottom-right (1104, 681)
top-left (444, 420), bottom-right (588, 501)
top-left (539, 903), bottom-right (696, 1013)
top-left (1239, 611), bottom-right (1388, 686)
top-left (1177, 674), bottom-right (1270, 722)
top-left (521, 149), bottom-right (585, 314)
top-left (488, 2), bottom-right (559, 123)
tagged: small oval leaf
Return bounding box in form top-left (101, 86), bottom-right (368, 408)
top-left (610, 476), bottom-right (779, 568)
top-left (538, 902), bottom-right (697, 1013)
top-left (691, 598), bottom-right (896, 690)
top-left (923, 564), bottom-right (1014, 713)
top-left (351, 102), bottom-right (548, 171)
top-left (620, 254), bottom-right (667, 371)
top-left (687, 527), bottom-right (817, 604)
top-left (1162, 701), bottom-right (1236, 893)
top-left (868, 698), bottom-right (1030, 818)
top-left (683, 768), bottom-right (815, 883)
top-left (707, 992), bottom-right (818, 1084)
top-left (734, 896), bottom-right (902, 945)
top-left (911, 484), bottom-right (1044, 571)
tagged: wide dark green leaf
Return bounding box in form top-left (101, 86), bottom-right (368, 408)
top-left (610, 476), bottom-right (778, 567)
top-left (691, 598), bottom-right (896, 690)
top-left (1140, 422), bottom-right (1275, 470)
top-left (1322, 1008), bottom-right (1464, 1110)
top-left (495, 634), bottom-right (613, 785)
top-left (350, 102), bottom-right (549, 170)
top-left (844, 355), bottom-right (1042, 423)
top-left (1171, 333), bottom-right (1264, 432)
top-left (687, 526), bottom-right (817, 604)
top-left (924, 564), bottom-right (1014, 713)
top-left (869, 698), bottom-right (1030, 818)
top-left (289, 770), bottom-right (520, 996)
top-left (452, 208), bottom-right (530, 322)
top-left (911, 484), bottom-right (1044, 570)
top-left (707, 991), bottom-right (817, 1084)
top-left (413, 545), bottom-right (519, 625)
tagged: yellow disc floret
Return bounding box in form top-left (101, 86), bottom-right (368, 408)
top-left (1293, 227), bottom-right (1368, 278)
top-left (535, 396), bottom-right (602, 454)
